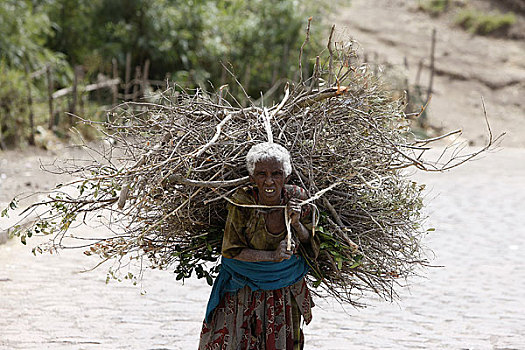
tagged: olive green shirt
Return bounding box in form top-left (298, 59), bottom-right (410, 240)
top-left (221, 185), bottom-right (320, 260)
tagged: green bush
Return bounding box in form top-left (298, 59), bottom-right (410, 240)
top-left (418, 0), bottom-right (450, 17)
top-left (455, 9), bottom-right (516, 35)
top-left (45, 0), bottom-right (325, 100)
top-left (0, 63), bottom-right (28, 147)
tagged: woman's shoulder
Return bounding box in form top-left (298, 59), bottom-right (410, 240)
top-left (229, 186), bottom-right (257, 208)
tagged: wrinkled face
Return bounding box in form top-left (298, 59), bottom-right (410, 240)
top-left (250, 158), bottom-right (287, 205)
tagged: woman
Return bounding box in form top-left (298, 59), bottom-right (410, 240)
top-left (199, 142), bottom-right (319, 350)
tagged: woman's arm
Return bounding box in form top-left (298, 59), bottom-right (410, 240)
top-left (292, 220), bottom-right (310, 244)
top-left (233, 240), bottom-right (294, 262)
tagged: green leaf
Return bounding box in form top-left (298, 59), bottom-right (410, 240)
top-left (9, 200), bottom-right (18, 210)
top-left (349, 261), bottom-right (361, 269)
top-left (336, 257), bottom-right (343, 270)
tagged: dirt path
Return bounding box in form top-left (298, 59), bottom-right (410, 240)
top-left (336, 0), bottom-right (525, 147)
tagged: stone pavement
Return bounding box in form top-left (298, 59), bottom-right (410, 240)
top-left (1, 148), bottom-right (524, 349)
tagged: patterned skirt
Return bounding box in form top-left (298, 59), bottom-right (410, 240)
top-left (199, 278), bottom-right (314, 350)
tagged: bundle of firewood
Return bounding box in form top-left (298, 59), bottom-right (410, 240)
top-left (9, 34), bottom-right (499, 307)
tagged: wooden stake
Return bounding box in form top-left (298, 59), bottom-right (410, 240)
top-left (426, 28), bottom-right (437, 105)
top-left (404, 56), bottom-right (410, 107)
top-left (24, 65), bottom-right (35, 145)
top-left (285, 208), bottom-right (292, 251)
top-left (125, 52), bottom-right (131, 101)
top-left (69, 65), bottom-right (81, 125)
top-left (46, 65), bottom-right (55, 130)
top-left (112, 58), bottom-right (118, 106)
top-left (415, 58), bottom-right (424, 88)
top-left (142, 59), bottom-right (150, 95)
top-left (132, 66), bottom-right (141, 101)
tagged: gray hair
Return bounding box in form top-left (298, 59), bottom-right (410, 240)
top-left (246, 142), bottom-right (292, 177)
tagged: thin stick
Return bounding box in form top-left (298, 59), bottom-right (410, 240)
top-left (285, 209), bottom-right (292, 251)
top-left (327, 24), bottom-right (335, 86)
top-left (167, 175), bottom-right (249, 188)
top-left (194, 112), bottom-right (234, 158)
top-left (412, 129), bottom-right (462, 145)
top-left (269, 83), bottom-right (290, 118)
top-left (263, 107), bottom-right (274, 143)
top-left (299, 17), bottom-right (312, 83)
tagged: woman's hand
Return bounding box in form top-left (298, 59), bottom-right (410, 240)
top-left (287, 198), bottom-right (311, 243)
top-left (287, 198), bottom-right (302, 226)
top-left (273, 239), bottom-right (295, 262)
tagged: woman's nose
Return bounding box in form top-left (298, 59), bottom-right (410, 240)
top-left (264, 176), bottom-right (274, 185)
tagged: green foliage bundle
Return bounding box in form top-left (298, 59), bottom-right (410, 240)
top-left (455, 9), bottom-right (516, 35)
top-left (418, 0), bottom-right (450, 17)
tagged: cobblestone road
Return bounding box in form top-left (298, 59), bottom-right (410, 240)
top-left (1, 148), bottom-right (524, 349)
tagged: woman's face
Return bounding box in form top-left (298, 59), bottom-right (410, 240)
top-left (250, 158), bottom-right (287, 205)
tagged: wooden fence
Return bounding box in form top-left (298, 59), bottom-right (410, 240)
top-left (25, 53), bottom-right (169, 144)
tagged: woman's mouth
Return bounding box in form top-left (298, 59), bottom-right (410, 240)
top-left (264, 188), bottom-right (275, 194)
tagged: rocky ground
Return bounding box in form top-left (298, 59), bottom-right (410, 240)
top-left (336, 0), bottom-right (525, 147)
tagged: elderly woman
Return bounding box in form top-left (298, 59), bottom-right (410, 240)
top-left (199, 142), bottom-right (319, 350)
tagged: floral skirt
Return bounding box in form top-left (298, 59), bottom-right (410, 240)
top-left (199, 278), bottom-right (313, 350)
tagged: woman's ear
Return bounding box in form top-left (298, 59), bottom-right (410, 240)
top-left (249, 175), bottom-right (255, 184)
top-left (285, 174), bottom-right (291, 183)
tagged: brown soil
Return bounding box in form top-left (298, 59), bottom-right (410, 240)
top-left (335, 0), bottom-right (525, 147)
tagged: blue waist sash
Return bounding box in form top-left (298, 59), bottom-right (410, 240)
top-left (204, 255), bottom-right (309, 323)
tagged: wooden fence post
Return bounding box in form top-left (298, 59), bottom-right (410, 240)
top-left (426, 28), bottom-right (437, 105)
top-left (46, 65), bottom-right (55, 130)
top-left (69, 65), bottom-right (81, 125)
top-left (164, 72), bottom-right (171, 91)
top-left (404, 56), bottom-right (410, 107)
top-left (125, 52), bottom-right (131, 101)
top-left (112, 58), bottom-right (119, 105)
top-left (142, 59), bottom-right (150, 96)
top-left (24, 65), bottom-right (35, 145)
top-left (132, 65), bottom-right (141, 101)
